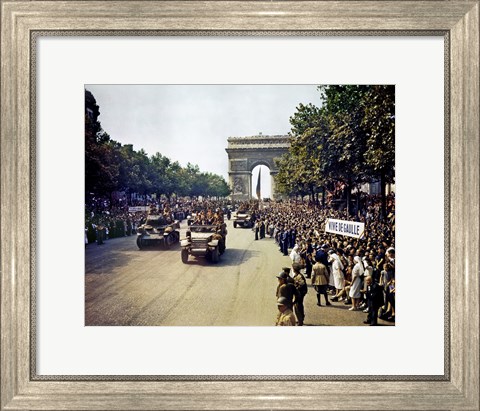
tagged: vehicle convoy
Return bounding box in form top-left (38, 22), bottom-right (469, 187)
top-left (233, 211), bottom-right (254, 228)
top-left (180, 223), bottom-right (227, 263)
top-left (136, 215), bottom-right (180, 249)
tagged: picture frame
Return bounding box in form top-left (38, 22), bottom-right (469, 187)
top-left (1, 1), bottom-right (478, 410)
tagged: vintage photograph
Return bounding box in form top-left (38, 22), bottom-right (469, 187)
top-left (85, 85), bottom-right (395, 326)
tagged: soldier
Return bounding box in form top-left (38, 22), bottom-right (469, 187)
top-left (212, 228), bottom-right (225, 255)
top-left (275, 272), bottom-right (298, 307)
top-left (275, 297), bottom-right (296, 326)
top-left (281, 267), bottom-right (294, 284)
top-left (292, 263), bottom-right (308, 326)
top-left (311, 256), bottom-right (331, 306)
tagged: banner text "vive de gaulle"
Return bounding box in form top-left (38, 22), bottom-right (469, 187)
top-left (324, 218), bottom-right (365, 239)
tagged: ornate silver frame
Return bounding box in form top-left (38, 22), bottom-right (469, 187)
top-left (1, 1), bottom-right (478, 410)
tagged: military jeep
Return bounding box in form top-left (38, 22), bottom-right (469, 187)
top-left (136, 215), bottom-right (180, 249)
top-left (180, 223), bottom-right (227, 264)
top-left (233, 211), bottom-right (253, 228)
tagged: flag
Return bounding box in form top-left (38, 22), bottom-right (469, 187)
top-left (256, 168), bottom-right (261, 200)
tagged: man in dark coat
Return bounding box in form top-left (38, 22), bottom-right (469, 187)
top-left (363, 276), bottom-right (384, 326)
top-left (281, 229), bottom-right (290, 256)
top-left (289, 228), bottom-right (296, 248)
top-left (292, 263), bottom-right (308, 326)
top-left (259, 220), bottom-right (265, 239)
top-left (315, 243), bottom-right (330, 268)
top-left (303, 238), bottom-right (314, 278)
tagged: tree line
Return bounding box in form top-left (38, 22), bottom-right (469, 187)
top-left (85, 90), bottom-right (231, 201)
top-left (275, 85), bottom-right (395, 217)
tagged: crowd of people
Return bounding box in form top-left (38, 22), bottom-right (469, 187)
top-left (85, 191), bottom-right (395, 326)
top-left (236, 194), bottom-right (396, 326)
top-left (84, 195), bottom-right (230, 245)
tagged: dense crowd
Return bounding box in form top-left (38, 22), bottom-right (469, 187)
top-left (241, 194), bottom-right (396, 326)
top-left (84, 195), bottom-right (233, 245)
top-left (85, 192), bottom-right (395, 326)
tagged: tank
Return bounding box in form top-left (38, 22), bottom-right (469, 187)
top-left (136, 215), bottom-right (180, 249)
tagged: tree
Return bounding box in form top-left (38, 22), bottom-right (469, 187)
top-left (318, 85), bottom-right (373, 214)
top-left (85, 90), bottom-right (120, 198)
top-left (362, 85), bottom-right (395, 217)
top-left (276, 85), bottom-right (395, 215)
top-left (288, 104), bottom-right (328, 202)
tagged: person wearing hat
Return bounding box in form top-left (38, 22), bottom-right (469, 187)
top-left (292, 263), bottom-right (308, 326)
top-left (281, 267), bottom-right (294, 284)
top-left (311, 256), bottom-right (331, 306)
top-left (276, 271), bottom-right (298, 307)
top-left (275, 297), bottom-right (296, 326)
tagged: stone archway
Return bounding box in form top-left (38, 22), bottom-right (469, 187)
top-left (225, 135), bottom-right (290, 201)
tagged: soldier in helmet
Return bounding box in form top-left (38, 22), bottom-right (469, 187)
top-left (275, 271), bottom-right (298, 307)
top-left (275, 297), bottom-right (296, 326)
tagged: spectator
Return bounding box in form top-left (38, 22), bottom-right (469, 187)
top-left (349, 256), bottom-right (364, 311)
top-left (362, 276), bottom-right (384, 326)
top-left (275, 297), bottom-right (296, 326)
top-left (311, 256), bottom-right (331, 306)
top-left (292, 263), bottom-right (308, 326)
top-left (328, 250), bottom-right (345, 301)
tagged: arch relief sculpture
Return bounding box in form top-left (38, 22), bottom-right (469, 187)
top-left (225, 135), bottom-right (290, 201)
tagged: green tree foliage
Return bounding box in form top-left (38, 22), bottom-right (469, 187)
top-left (276, 85), bottom-right (395, 216)
top-left (85, 102), bottom-right (120, 195)
top-left (85, 90), bottom-right (231, 200)
top-left (362, 85), bottom-right (395, 217)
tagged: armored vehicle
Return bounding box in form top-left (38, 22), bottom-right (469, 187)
top-left (136, 215), bottom-right (180, 249)
top-left (180, 223), bottom-right (227, 264)
top-left (233, 211), bottom-right (253, 228)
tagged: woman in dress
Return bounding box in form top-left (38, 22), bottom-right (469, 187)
top-left (289, 245), bottom-right (302, 265)
top-left (328, 251), bottom-right (345, 301)
top-left (349, 256), bottom-right (364, 311)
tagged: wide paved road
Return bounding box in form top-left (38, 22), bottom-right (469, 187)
top-left (85, 219), bottom-right (392, 326)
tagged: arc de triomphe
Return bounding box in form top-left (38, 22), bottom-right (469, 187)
top-left (225, 135), bottom-right (290, 201)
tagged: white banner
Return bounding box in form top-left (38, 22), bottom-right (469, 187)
top-left (128, 206), bottom-right (148, 212)
top-left (325, 218), bottom-right (365, 239)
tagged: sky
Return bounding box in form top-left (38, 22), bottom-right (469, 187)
top-left (86, 85), bottom-right (323, 198)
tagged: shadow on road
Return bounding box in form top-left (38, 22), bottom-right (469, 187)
top-left (85, 247), bottom-right (134, 275)
top-left (135, 244), bottom-right (181, 252)
top-left (180, 248), bottom-right (260, 267)
top-left (85, 238), bottom-right (181, 274)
